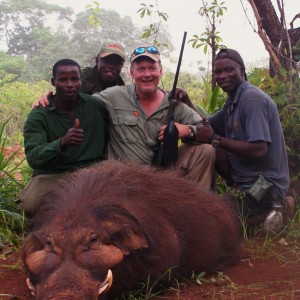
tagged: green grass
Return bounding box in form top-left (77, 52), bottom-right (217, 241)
top-left (0, 118), bottom-right (30, 247)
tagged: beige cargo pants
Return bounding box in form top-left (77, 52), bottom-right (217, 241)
top-left (176, 143), bottom-right (216, 191)
top-left (17, 173), bottom-right (67, 216)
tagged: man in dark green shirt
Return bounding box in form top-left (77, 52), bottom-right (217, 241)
top-left (18, 59), bottom-right (108, 216)
top-left (81, 40), bottom-right (126, 94)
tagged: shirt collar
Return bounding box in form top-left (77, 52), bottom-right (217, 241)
top-left (47, 92), bottom-right (85, 111)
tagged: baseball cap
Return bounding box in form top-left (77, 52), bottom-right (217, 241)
top-left (214, 48), bottom-right (247, 80)
top-left (130, 46), bottom-right (160, 63)
top-left (214, 48), bottom-right (245, 67)
top-left (99, 41), bottom-right (126, 61)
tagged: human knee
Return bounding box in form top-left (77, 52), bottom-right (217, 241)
top-left (200, 144), bottom-right (216, 161)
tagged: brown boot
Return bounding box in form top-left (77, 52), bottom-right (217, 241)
top-left (245, 211), bottom-right (270, 227)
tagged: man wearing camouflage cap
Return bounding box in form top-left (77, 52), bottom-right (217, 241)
top-left (81, 41), bottom-right (126, 94)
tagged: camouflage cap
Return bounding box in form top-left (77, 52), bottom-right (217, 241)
top-left (99, 41), bottom-right (126, 61)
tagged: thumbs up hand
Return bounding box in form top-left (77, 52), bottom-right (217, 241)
top-left (60, 118), bottom-right (84, 150)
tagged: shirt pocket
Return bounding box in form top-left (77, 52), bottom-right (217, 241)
top-left (113, 115), bottom-right (139, 143)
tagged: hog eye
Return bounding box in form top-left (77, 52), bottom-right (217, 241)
top-left (44, 237), bottom-right (53, 250)
top-left (88, 234), bottom-right (98, 248)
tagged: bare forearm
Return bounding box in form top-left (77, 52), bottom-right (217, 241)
top-left (218, 137), bottom-right (267, 158)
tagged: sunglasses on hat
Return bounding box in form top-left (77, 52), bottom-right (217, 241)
top-left (131, 46), bottom-right (160, 56)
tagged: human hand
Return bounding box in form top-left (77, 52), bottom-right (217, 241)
top-left (60, 119), bottom-right (84, 150)
top-left (195, 121), bottom-right (214, 144)
top-left (170, 88), bottom-right (197, 112)
top-left (158, 123), bottom-right (189, 141)
top-left (32, 91), bottom-right (52, 108)
top-left (174, 88), bottom-right (187, 101)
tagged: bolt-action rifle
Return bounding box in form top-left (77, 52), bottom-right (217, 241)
top-left (152, 31), bottom-right (187, 168)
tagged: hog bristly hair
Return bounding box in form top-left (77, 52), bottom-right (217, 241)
top-left (23, 160), bottom-right (241, 299)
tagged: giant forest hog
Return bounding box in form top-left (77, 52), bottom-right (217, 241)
top-left (22, 160), bottom-right (240, 300)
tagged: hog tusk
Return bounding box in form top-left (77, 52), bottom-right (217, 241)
top-left (98, 269), bottom-right (113, 296)
top-left (26, 277), bottom-right (36, 296)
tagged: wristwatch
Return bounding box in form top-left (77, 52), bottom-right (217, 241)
top-left (188, 125), bottom-right (196, 139)
top-left (210, 134), bottom-right (221, 148)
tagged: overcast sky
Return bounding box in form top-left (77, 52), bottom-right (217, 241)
top-left (37, 0), bottom-right (300, 72)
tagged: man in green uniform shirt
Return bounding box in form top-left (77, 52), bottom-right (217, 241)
top-left (19, 59), bottom-right (109, 216)
top-left (81, 40), bottom-right (126, 94)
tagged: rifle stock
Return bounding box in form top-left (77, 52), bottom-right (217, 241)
top-left (152, 32), bottom-right (187, 168)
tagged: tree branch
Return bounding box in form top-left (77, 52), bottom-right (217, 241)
top-left (247, 0), bottom-right (283, 80)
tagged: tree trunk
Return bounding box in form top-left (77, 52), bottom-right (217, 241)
top-left (248, 0), bottom-right (300, 78)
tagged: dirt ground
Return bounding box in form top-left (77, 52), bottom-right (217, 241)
top-left (1, 229), bottom-right (300, 300)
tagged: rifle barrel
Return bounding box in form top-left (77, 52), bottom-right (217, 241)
top-left (169, 31), bottom-right (187, 100)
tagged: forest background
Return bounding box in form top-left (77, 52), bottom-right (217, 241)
top-left (0, 0), bottom-right (299, 247)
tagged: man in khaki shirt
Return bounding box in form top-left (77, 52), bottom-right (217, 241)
top-left (93, 46), bottom-right (215, 190)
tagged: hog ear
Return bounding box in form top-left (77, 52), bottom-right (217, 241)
top-left (113, 227), bottom-right (150, 256)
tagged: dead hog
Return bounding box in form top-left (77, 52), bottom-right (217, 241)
top-left (22, 160), bottom-right (240, 299)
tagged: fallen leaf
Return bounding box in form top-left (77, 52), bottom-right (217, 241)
top-left (278, 238), bottom-right (288, 246)
top-left (2, 245), bottom-right (13, 256)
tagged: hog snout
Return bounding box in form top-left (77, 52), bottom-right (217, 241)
top-left (29, 267), bottom-right (113, 300)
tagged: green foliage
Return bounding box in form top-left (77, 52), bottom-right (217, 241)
top-left (0, 80), bottom-right (52, 144)
top-left (121, 267), bottom-right (181, 299)
top-left (0, 0), bottom-right (74, 81)
top-left (70, 8), bottom-right (172, 82)
top-left (0, 0), bottom-right (72, 57)
top-left (71, 9), bottom-right (141, 65)
top-left (292, 39), bottom-right (300, 62)
top-left (189, 31), bottom-right (224, 55)
top-left (85, 0), bottom-right (101, 27)
top-left (137, 4), bottom-right (153, 18)
top-left (189, 0), bottom-right (227, 55)
top-left (191, 270), bottom-right (233, 286)
top-left (0, 51), bottom-right (26, 83)
top-left (0, 118), bottom-right (30, 247)
top-left (196, 76), bottom-right (225, 116)
top-left (137, 2), bottom-right (170, 48)
top-left (161, 68), bottom-right (206, 106)
top-left (19, 30), bottom-right (78, 82)
top-left (248, 68), bottom-right (300, 181)
top-left (185, 0), bottom-right (228, 91)
top-left (201, 0), bottom-right (227, 17)
top-left (0, 0), bottom-right (73, 56)
top-left (0, 1), bottom-right (173, 82)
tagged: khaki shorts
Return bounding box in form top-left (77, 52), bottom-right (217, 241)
top-left (17, 173), bottom-right (67, 215)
